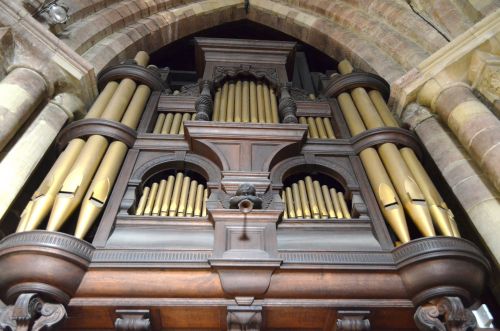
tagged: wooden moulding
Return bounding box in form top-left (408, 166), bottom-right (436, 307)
top-left (351, 127), bottom-right (424, 159)
top-left (393, 236), bottom-right (490, 306)
top-left (97, 64), bottom-right (166, 92)
top-left (0, 231), bottom-right (94, 304)
top-left (56, 118), bottom-right (137, 150)
top-left (323, 72), bottom-right (390, 100)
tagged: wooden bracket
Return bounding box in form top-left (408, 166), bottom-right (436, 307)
top-left (115, 309), bottom-right (151, 331)
top-left (336, 310), bottom-right (371, 331)
top-left (227, 305), bottom-right (262, 331)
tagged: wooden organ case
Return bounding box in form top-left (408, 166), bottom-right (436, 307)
top-left (0, 38), bottom-right (491, 331)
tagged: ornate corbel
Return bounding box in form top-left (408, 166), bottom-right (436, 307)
top-left (278, 83), bottom-right (298, 123)
top-left (194, 80), bottom-right (213, 121)
top-left (227, 305), bottom-right (262, 331)
top-left (336, 310), bottom-right (371, 331)
top-left (115, 309), bottom-right (151, 331)
top-left (0, 293), bottom-right (66, 331)
top-left (414, 296), bottom-right (477, 331)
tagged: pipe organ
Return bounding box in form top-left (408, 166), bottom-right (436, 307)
top-left (134, 172), bottom-right (209, 217)
top-left (212, 79), bottom-right (280, 123)
top-left (282, 176), bottom-right (350, 219)
top-left (0, 38), bottom-right (489, 331)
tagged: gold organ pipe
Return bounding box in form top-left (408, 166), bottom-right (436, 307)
top-left (153, 113), bottom-right (165, 133)
top-left (337, 92), bottom-right (410, 242)
top-left (330, 188), bottom-right (343, 219)
top-left (186, 179), bottom-right (198, 217)
top-left (161, 113), bottom-right (174, 134)
top-left (234, 80), bottom-right (242, 122)
top-left (307, 117), bottom-right (320, 138)
top-left (256, 81), bottom-right (266, 123)
top-left (400, 147), bottom-right (455, 236)
top-left (249, 81), bottom-right (258, 123)
top-left (17, 201), bottom-right (33, 232)
top-left (152, 179), bottom-right (167, 216)
top-left (177, 176), bottom-right (191, 216)
top-left (191, 112), bottom-right (197, 120)
top-left (323, 118), bottom-right (336, 139)
top-left (285, 187), bottom-right (296, 218)
top-left (194, 183), bottom-right (204, 217)
top-left (219, 82), bottom-right (229, 122)
top-left (143, 182), bottom-right (159, 216)
top-left (351, 87), bottom-right (435, 237)
top-left (338, 59), bottom-right (354, 75)
top-left (226, 81), bottom-right (235, 122)
top-left (368, 90), bottom-right (399, 128)
top-left (299, 117), bottom-right (310, 138)
top-left (298, 180), bottom-right (311, 218)
top-left (282, 191), bottom-right (288, 219)
top-left (202, 188), bottom-right (208, 217)
top-left (135, 186), bottom-right (150, 215)
top-left (160, 175), bottom-right (176, 216)
top-left (270, 88), bottom-right (279, 123)
top-left (315, 117), bottom-right (328, 139)
top-left (291, 183), bottom-right (303, 218)
top-left (179, 112), bottom-right (191, 135)
top-left (322, 185), bottom-right (337, 218)
top-left (305, 176), bottom-right (320, 219)
top-left (169, 172), bottom-right (184, 216)
top-left (212, 87), bottom-right (221, 121)
top-left (338, 192), bottom-right (351, 219)
top-left (313, 180), bottom-right (328, 218)
top-left (263, 83), bottom-right (273, 123)
top-left (21, 81), bottom-right (120, 232)
top-left (169, 113), bottom-right (182, 134)
top-left (242, 81), bottom-right (250, 122)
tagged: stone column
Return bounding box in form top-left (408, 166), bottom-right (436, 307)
top-left (418, 81), bottom-right (500, 192)
top-left (0, 93), bottom-right (83, 221)
top-left (0, 66), bottom-right (48, 151)
top-left (402, 103), bottom-right (500, 297)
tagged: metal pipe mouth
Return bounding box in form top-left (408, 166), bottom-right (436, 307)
top-left (238, 199), bottom-right (253, 214)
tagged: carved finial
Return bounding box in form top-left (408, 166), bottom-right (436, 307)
top-left (115, 310), bottom-right (151, 331)
top-left (336, 310), bottom-right (371, 331)
top-left (278, 83), bottom-right (298, 123)
top-left (414, 296), bottom-right (477, 331)
top-left (227, 306), bottom-right (262, 331)
top-left (195, 80), bottom-right (214, 121)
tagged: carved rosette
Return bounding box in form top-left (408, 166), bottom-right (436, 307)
top-left (278, 84), bottom-right (298, 123)
top-left (194, 80), bottom-right (213, 121)
top-left (414, 296), bottom-right (477, 331)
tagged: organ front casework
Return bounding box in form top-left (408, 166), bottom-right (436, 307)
top-left (0, 38), bottom-right (490, 330)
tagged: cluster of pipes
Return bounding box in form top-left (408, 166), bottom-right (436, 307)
top-left (212, 79), bottom-right (280, 123)
top-left (135, 173), bottom-right (208, 217)
top-left (299, 117), bottom-right (336, 139)
top-left (152, 112), bottom-right (196, 134)
top-left (282, 176), bottom-right (351, 219)
top-left (16, 51), bottom-right (153, 239)
top-left (336, 60), bottom-right (460, 243)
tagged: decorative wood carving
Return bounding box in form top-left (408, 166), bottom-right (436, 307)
top-left (278, 83), bottom-right (298, 123)
top-left (115, 310), bottom-right (151, 331)
top-left (56, 118), bottom-right (137, 150)
top-left (394, 237), bottom-right (490, 305)
top-left (213, 64), bottom-right (279, 89)
top-left (227, 306), bottom-right (262, 331)
top-left (414, 297), bottom-right (477, 331)
top-left (336, 310), bottom-right (371, 331)
top-left (194, 80), bottom-right (213, 121)
top-left (97, 64), bottom-right (166, 92)
top-left (0, 231), bottom-right (94, 304)
top-left (0, 293), bottom-right (66, 331)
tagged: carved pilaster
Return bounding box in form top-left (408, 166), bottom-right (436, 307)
top-left (414, 296), bottom-right (477, 331)
top-left (227, 305), bottom-right (262, 331)
top-left (115, 310), bottom-right (151, 331)
top-left (336, 310), bottom-right (371, 331)
top-left (278, 83), bottom-right (298, 123)
top-left (0, 293), bottom-right (66, 331)
top-left (195, 80), bottom-right (213, 121)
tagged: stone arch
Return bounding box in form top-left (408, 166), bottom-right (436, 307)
top-left (65, 0), bottom-right (451, 83)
